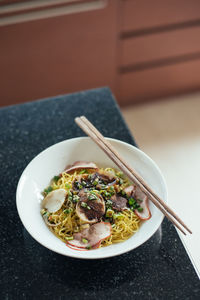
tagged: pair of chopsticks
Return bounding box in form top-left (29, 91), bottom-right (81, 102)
top-left (75, 116), bottom-right (192, 235)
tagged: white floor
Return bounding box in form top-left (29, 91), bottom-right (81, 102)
top-left (122, 93), bottom-right (200, 278)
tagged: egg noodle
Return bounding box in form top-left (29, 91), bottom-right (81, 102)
top-left (42, 168), bottom-right (141, 248)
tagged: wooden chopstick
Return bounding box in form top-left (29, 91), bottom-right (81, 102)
top-left (79, 116), bottom-right (192, 235)
top-left (75, 116), bottom-right (192, 235)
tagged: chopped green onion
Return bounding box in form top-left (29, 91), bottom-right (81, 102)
top-left (106, 209), bottom-right (114, 218)
top-left (86, 245), bottom-right (91, 250)
top-left (81, 202), bottom-right (87, 208)
top-left (113, 213), bottom-right (123, 219)
top-left (82, 238), bottom-right (88, 244)
top-left (53, 175), bottom-right (60, 182)
top-left (137, 207), bottom-right (143, 212)
top-left (116, 171), bottom-right (123, 178)
top-left (106, 192), bottom-right (111, 198)
top-left (73, 195), bottom-right (80, 203)
top-left (87, 205), bottom-right (91, 210)
top-left (90, 191), bottom-right (98, 196)
top-left (65, 183), bottom-right (71, 189)
top-left (64, 209), bottom-right (71, 214)
top-left (93, 179), bottom-right (99, 185)
top-left (128, 198), bottom-right (136, 206)
top-left (119, 178), bottom-right (123, 185)
top-left (65, 236), bottom-right (74, 241)
top-left (44, 186), bottom-right (53, 194)
top-left (100, 184), bottom-right (107, 190)
top-left (41, 209), bottom-right (48, 216)
top-left (78, 184), bottom-right (83, 189)
top-left (109, 186), bottom-right (115, 191)
top-left (106, 200), bottom-right (113, 207)
top-left (88, 194), bottom-right (97, 201)
top-left (68, 196), bottom-right (73, 201)
top-left (79, 169), bottom-right (86, 174)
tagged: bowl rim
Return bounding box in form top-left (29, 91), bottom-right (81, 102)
top-left (16, 136), bottom-right (168, 259)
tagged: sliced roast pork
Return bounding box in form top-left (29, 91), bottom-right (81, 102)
top-left (65, 161), bottom-right (98, 173)
top-left (134, 186), bottom-right (151, 220)
top-left (123, 185), bottom-right (136, 197)
top-left (66, 222), bottom-right (111, 249)
top-left (76, 190), bottom-right (105, 223)
top-left (110, 194), bottom-right (127, 211)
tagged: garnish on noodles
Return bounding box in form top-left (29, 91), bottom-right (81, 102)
top-left (41, 161), bottom-right (151, 250)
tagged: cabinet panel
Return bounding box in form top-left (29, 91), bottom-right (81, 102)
top-left (0, 0), bottom-right (117, 106)
top-left (121, 26), bottom-right (200, 66)
top-left (119, 60), bottom-right (200, 104)
top-left (122, 0), bottom-right (200, 32)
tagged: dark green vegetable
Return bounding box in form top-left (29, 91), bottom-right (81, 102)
top-left (137, 207), bottom-right (143, 212)
top-left (128, 198), bottom-right (136, 206)
top-left (53, 175), bottom-right (60, 182)
top-left (121, 190), bottom-right (126, 196)
top-left (44, 186), bottom-right (53, 194)
top-left (42, 210), bottom-right (48, 216)
top-left (64, 209), bottom-right (71, 214)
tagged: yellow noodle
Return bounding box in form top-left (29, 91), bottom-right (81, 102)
top-left (42, 167), bottom-right (141, 247)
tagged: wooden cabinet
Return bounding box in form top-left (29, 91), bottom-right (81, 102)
top-left (117, 0), bottom-right (200, 104)
top-left (0, 0), bottom-right (117, 106)
top-left (121, 0), bottom-right (200, 32)
top-left (1, 0), bottom-right (200, 106)
top-left (121, 27), bottom-right (200, 67)
top-left (120, 59), bottom-right (200, 102)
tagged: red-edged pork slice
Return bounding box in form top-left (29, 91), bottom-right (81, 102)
top-left (66, 244), bottom-right (87, 251)
top-left (134, 187), bottom-right (151, 220)
top-left (123, 185), bottom-right (136, 197)
top-left (76, 190), bottom-right (105, 224)
top-left (65, 161), bottom-right (98, 173)
top-left (67, 222), bottom-right (111, 249)
top-left (110, 195), bottom-right (127, 211)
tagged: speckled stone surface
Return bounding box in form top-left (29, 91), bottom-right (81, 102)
top-left (0, 88), bottom-right (199, 300)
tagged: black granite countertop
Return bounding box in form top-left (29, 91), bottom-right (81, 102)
top-left (0, 88), bottom-right (199, 300)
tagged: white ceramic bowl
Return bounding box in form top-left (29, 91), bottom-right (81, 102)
top-left (16, 137), bottom-right (167, 259)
